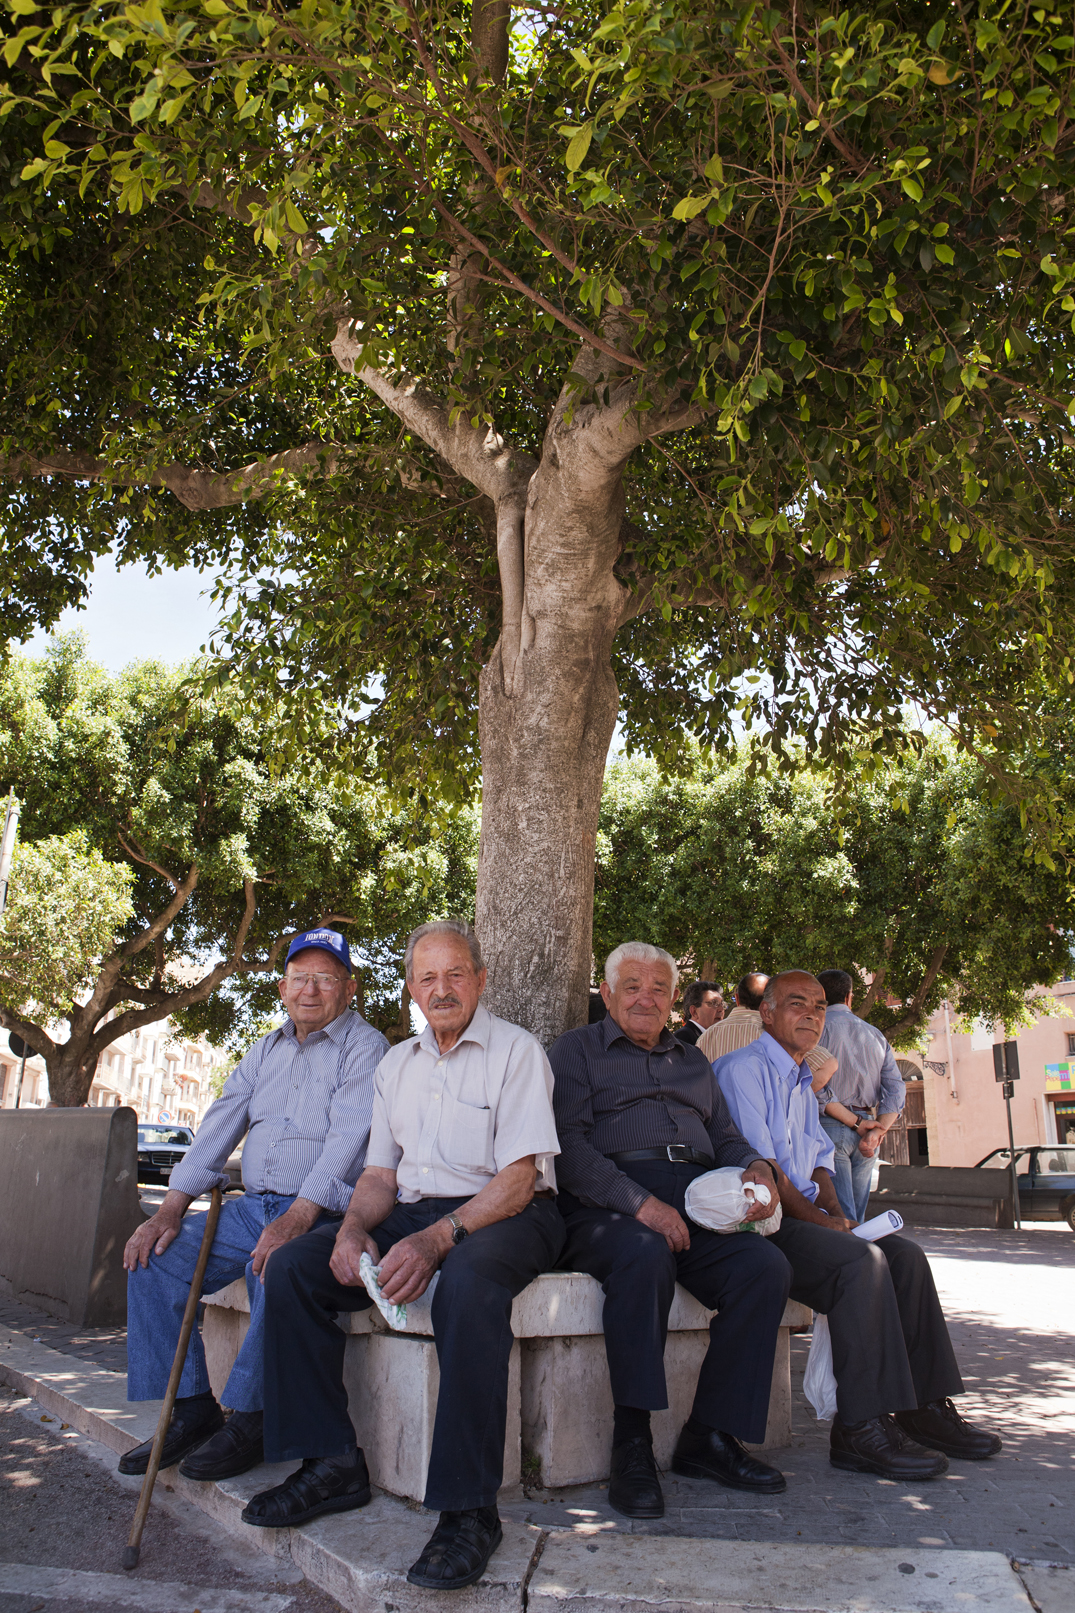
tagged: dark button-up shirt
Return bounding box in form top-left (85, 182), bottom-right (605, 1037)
top-left (548, 1014), bottom-right (762, 1215)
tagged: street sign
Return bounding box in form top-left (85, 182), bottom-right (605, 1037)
top-left (992, 1042), bottom-right (1021, 1081)
top-left (1001, 1080), bottom-right (1015, 1099)
top-left (158, 1110), bottom-right (172, 1122)
top-left (7, 1032), bottom-right (28, 1059)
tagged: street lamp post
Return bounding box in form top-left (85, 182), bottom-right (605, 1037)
top-left (0, 790), bottom-right (20, 916)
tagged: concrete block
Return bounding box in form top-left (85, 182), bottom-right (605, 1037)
top-left (0, 1106), bottom-right (147, 1325)
top-left (522, 1331), bottom-right (712, 1486)
top-left (1014, 1564), bottom-right (1072, 1613)
top-left (869, 1167), bottom-right (1015, 1230)
top-left (203, 1303), bottom-right (251, 1405)
top-left (0, 1322), bottom-right (155, 1454)
top-left (344, 1330), bottom-right (521, 1503)
top-left (528, 1534), bottom-right (1034, 1613)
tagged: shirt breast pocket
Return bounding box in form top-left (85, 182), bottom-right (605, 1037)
top-left (446, 1101), bottom-right (494, 1173)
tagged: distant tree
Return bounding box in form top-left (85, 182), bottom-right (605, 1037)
top-left (594, 743), bottom-right (1074, 1043)
top-left (0, 637), bottom-right (475, 1103)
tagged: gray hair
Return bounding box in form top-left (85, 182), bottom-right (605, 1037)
top-left (404, 919), bottom-right (484, 982)
top-left (604, 941), bottom-right (679, 993)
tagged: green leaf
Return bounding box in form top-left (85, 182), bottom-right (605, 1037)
top-left (565, 124), bottom-right (593, 172)
top-left (672, 192), bottom-right (711, 221)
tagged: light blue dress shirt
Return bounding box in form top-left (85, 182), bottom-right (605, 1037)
top-left (816, 1003), bottom-right (905, 1116)
top-left (168, 1007), bottom-right (388, 1213)
top-left (712, 1031), bottom-right (836, 1202)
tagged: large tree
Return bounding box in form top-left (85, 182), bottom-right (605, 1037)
top-left (594, 742), bottom-right (1075, 1042)
top-left (1, 2), bottom-right (1074, 1041)
top-left (0, 638), bottom-right (475, 1102)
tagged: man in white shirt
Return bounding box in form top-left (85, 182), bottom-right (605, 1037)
top-left (245, 920), bottom-right (564, 1594)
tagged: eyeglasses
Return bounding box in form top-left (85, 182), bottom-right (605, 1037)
top-left (287, 972), bottom-right (343, 990)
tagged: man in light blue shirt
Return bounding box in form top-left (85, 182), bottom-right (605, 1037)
top-left (119, 927), bottom-right (388, 1484)
top-left (814, 968), bottom-right (904, 1221)
top-left (713, 971), bottom-right (1000, 1480)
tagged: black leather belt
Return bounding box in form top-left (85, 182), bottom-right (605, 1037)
top-left (608, 1145), bottom-right (714, 1167)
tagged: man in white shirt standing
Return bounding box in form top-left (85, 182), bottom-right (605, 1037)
top-left (120, 928), bottom-right (388, 1482)
top-left (246, 920), bottom-right (564, 1594)
top-left (698, 972), bottom-right (769, 1063)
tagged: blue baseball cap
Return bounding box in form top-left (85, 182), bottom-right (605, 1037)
top-left (286, 928), bottom-right (351, 973)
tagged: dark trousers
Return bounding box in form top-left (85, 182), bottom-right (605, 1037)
top-left (769, 1220), bottom-right (964, 1424)
top-left (558, 1161), bottom-right (792, 1444)
top-left (262, 1195), bottom-right (565, 1511)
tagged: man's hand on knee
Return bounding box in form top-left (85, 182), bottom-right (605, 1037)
top-left (123, 1190), bottom-right (192, 1270)
top-left (376, 1227), bottom-right (451, 1304)
top-left (635, 1195), bottom-right (691, 1253)
top-left (252, 1197), bottom-right (322, 1279)
top-left (330, 1223), bottom-right (382, 1287)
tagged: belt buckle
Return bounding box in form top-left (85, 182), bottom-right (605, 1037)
top-left (666, 1144), bottom-right (690, 1163)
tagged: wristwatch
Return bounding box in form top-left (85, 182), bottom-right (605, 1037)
top-left (446, 1213), bottom-right (468, 1245)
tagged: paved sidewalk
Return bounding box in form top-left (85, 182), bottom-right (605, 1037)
top-left (499, 1226), bottom-right (1075, 1562)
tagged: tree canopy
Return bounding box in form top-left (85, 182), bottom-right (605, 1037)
top-left (594, 741), bottom-right (1075, 1042)
top-left (2, 0), bottom-right (1074, 1035)
top-left (0, 637), bottom-right (475, 1101)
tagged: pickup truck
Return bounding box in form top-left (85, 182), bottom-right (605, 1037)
top-left (975, 1145), bottom-right (1075, 1229)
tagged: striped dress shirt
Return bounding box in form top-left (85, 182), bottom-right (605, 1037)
top-left (168, 1008), bottom-right (389, 1214)
top-left (697, 1006), bottom-right (764, 1064)
top-left (548, 1015), bottom-right (761, 1215)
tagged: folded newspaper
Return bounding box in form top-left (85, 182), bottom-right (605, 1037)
top-left (358, 1251), bottom-right (407, 1330)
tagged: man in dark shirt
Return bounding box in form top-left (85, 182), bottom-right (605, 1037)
top-left (549, 942), bottom-right (793, 1521)
top-left (674, 980), bottom-right (724, 1046)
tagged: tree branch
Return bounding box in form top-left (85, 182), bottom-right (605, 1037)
top-left (116, 829), bottom-right (181, 893)
top-left (0, 442), bottom-right (346, 511)
top-left (883, 945), bottom-right (949, 1040)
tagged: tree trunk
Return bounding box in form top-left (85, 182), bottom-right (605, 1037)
top-left (475, 464), bottom-right (626, 1044)
top-left (46, 1046), bottom-right (100, 1107)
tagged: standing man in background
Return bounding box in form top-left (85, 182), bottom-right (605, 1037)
top-left (698, 972), bottom-right (769, 1063)
top-left (815, 969), bottom-right (902, 1223)
top-left (120, 928), bottom-right (387, 1483)
top-left (674, 980), bottom-right (724, 1046)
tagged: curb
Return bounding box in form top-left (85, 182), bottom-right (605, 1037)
top-left (0, 1323), bottom-right (1041, 1613)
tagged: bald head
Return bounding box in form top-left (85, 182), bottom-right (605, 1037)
top-left (735, 972), bottom-right (770, 1010)
top-left (759, 970), bottom-right (827, 1061)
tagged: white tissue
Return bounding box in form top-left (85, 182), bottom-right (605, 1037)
top-left (852, 1209), bottom-right (904, 1241)
top-left (358, 1251), bottom-right (408, 1330)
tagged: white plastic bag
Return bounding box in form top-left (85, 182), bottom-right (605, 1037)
top-left (684, 1166), bottom-right (783, 1236)
top-left (359, 1251), bottom-right (407, 1330)
top-left (803, 1313), bottom-right (838, 1421)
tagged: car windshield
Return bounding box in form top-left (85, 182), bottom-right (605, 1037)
top-left (976, 1148), bottom-right (1030, 1168)
top-left (138, 1128), bottom-right (193, 1146)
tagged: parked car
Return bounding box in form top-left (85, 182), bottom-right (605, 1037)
top-left (137, 1123), bottom-right (195, 1185)
top-left (974, 1145), bottom-right (1075, 1230)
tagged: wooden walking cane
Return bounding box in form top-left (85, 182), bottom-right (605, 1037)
top-left (122, 1185), bottom-right (223, 1570)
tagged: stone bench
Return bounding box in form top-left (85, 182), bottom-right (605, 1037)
top-left (202, 1272), bottom-right (810, 1502)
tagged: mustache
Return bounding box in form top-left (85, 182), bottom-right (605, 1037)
top-left (428, 993), bottom-right (463, 1010)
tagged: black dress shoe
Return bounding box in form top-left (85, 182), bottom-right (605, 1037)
top-left (241, 1448), bottom-right (372, 1527)
top-left (180, 1410), bottom-right (264, 1480)
top-left (608, 1435), bottom-right (664, 1519)
top-left (118, 1400), bottom-right (224, 1475)
top-left (893, 1398), bottom-right (1002, 1461)
top-left (407, 1507), bottom-right (503, 1589)
top-left (671, 1426), bottom-right (786, 1493)
top-left (830, 1414), bottom-right (948, 1479)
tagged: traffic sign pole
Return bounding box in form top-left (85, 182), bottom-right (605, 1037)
top-left (993, 1040), bottom-right (1022, 1230)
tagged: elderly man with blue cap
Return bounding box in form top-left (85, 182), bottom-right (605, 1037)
top-left (118, 927), bottom-right (388, 1483)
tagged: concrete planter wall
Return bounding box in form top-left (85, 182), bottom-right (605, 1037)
top-left (0, 1106), bottom-right (146, 1326)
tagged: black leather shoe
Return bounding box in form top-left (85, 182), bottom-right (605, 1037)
top-left (671, 1426), bottom-right (786, 1494)
top-left (118, 1400), bottom-right (224, 1475)
top-left (407, 1507), bottom-right (503, 1590)
top-left (830, 1414), bottom-right (948, 1479)
top-left (608, 1435), bottom-right (664, 1518)
top-left (241, 1448), bottom-right (372, 1527)
top-left (180, 1410), bottom-right (264, 1480)
top-left (893, 1398), bottom-right (1002, 1461)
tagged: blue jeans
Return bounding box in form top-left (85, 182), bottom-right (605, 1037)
top-left (126, 1191), bottom-right (336, 1410)
top-left (820, 1116), bottom-right (875, 1223)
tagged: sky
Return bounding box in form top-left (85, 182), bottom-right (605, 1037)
top-left (22, 556), bottom-right (222, 672)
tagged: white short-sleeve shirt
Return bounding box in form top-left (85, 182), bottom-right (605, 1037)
top-left (365, 1003), bottom-right (560, 1202)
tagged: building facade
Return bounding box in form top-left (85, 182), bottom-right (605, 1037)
top-left (892, 981), bottom-right (1075, 1167)
top-left (0, 1020), bottom-right (229, 1129)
